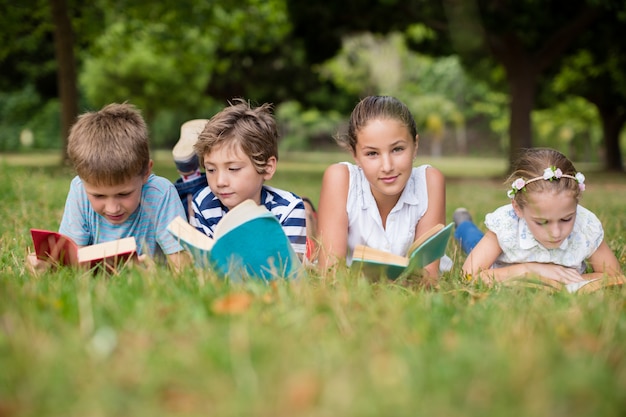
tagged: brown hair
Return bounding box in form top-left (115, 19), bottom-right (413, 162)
top-left (336, 95), bottom-right (418, 153)
top-left (67, 103), bottom-right (150, 186)
top-left (194, 98), bottom-right (278, 174)
top-left (507, 148), bottom-right (582, 208)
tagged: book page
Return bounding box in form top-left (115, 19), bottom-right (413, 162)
top-left (565, 279), bottom-right (601, 293)
top-left (77, 237), bottom-right (137, 264)
top-left (567, 276), bottom-right (625, 294)
top-left (167, 216), bottom-right (215, 251)
top-left (213, 199), bottom-right (273, 239)
top-left (352, 244), bottom-right (409, 267)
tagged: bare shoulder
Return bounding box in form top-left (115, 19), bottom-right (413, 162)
top-left (323, 163), bottom-right (350, 181)
top-left (320, 163), bottom-right (350, 200)
top-left (424, 165), bottom-right (445, 202)
top-left (424, 165), bottom-right (445, 185)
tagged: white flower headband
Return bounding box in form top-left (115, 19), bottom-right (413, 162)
top-left (507, 166), bottom-right (586, 199)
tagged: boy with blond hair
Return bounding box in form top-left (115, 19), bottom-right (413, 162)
top-left (29, 103), bottom-right (189, 270)
top-left (188, 98), bottom-right (308, 258)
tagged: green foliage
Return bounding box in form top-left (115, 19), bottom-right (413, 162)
top-left (533, 97), bottom-right (602, 161)
top-left (1, 156), bottom-right (626, 416)
top-left (0, 85), bottom-right (61, 151)
top-left (320, 32), bottom-right (508, 153)
top-left (80, 0), bottom-right (292, 121)
top-left (275, 101), bottom-right (343, 151)
top-left (0, 1), bottom-right (57, 96)
top-left (80, 21), bottom-right (214, 120)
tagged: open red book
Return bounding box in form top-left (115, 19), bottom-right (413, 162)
top-left (30, 229), bottom-right (137, 270)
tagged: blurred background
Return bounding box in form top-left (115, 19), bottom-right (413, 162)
top-left (1, 0), bottom-right (625, 172)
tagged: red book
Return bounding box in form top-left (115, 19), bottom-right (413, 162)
top-left (30, 229), bottom-right (137, 270)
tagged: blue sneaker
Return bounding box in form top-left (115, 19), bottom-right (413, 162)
top-left (453, 207), bottom-right (472, 228)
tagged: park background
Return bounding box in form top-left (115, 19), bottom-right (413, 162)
top-left (1, 0), bottom-right (626, 172)
top-left (2, 1), bottom-right (626, 416)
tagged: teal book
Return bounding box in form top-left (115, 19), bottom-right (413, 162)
top-left (167, 200), bottom-right (302, 281)
top-left (351, 222), bottom-right (454, 280)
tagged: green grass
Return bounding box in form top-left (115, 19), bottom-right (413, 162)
top-left (1, 152), bottom-right (626, 417)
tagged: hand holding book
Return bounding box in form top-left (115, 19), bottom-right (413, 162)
top-left (29, 229), bottom-right (137, 273)
top-left (167, 199), bottom-right (302, 281)
top-left (351, 223), bottom-right (454, 280)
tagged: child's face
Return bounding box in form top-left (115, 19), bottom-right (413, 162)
top-left (203, 143), bottom-right (276, 210)
top-left (513, 190), bottom-right (577, 249)
top-left (352, 118), bottom-right (418, 204)
top-left (83, 173), bottom-right (149, 225)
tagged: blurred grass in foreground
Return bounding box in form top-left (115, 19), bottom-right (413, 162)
top-left (1, 153), bottom-right (625, 417)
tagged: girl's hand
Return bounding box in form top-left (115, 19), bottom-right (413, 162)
top-left (525, 263), bottom-right (584, 284)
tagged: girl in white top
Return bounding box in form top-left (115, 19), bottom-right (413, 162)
top-left (317, 96), bottom-right (446, 282)
top-left (463, 148), bottom-right (623, 284)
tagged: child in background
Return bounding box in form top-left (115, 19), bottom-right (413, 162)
top-left (190, 98), bottom-right (308, 258)
top-left (316, 95), bottom-right (449, 281)
top-left (172, 119), bottom-right (209, 220)
top-left (28, 103), bottom-right (189, 271)
top-left (457, 147), bottom-right (623, 284)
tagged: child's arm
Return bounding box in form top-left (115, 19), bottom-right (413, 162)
top-left (317, 164), bottom-right (350, 271)
top-left (414, 166), bottom-right (446, 281)
top-left (463, 231), bottom-right (584, 284)
top-left (166, 250), bottom-right (194, 273)
top-left (584, 240), bottom-right (624, 279)
top-left (462, 231), bottom-right (502, 283)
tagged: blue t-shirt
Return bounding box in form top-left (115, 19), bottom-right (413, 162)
top-left (191, 185), bottom-right (307, 255)
top-left (59, 174), bottom-right (186, 260)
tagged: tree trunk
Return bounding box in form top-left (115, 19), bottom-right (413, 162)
top-left (596, 104), bottom-right (625, 172)
top-left (49, 0), bottom-right (78, 165)
top-left (505, 67), bottom-right (536, 172)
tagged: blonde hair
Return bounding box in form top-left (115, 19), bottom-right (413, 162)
top-left (67, 103), bottom-right (150, 185)
top-left (507, 148), bottom-right (582, 208)
top-left (194, 98), bottom-right (278, 174)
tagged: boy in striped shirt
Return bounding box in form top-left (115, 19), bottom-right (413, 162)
top-left (188, 99), bottom-right (308, 259)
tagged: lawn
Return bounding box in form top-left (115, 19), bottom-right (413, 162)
top-left (1, 151), bottom-right (626, 417)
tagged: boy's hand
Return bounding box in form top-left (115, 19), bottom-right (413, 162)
top-left (25, 252), bottom-right (52, 274)
top-left (36, 234), bottom-right (79, 265)
top-left (134, 253), bottom-right (157, 274)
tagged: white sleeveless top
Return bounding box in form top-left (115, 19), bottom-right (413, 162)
top-left (343, 162), bottom-right (430, 265)
top-left (485, 204), bottom-right (604, 273)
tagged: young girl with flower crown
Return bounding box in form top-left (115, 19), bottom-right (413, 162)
top-left (316, 95), bottom-right (449, 281)
top-left (457, 147), bottom-right (623, 284)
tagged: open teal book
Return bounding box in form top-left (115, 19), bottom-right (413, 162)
top-left (167, 199), bottom-right (302, 281)
top-left (351, 222), bottom-right (454, 280)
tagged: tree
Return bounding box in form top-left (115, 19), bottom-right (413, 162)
top-left (0, 0), bottom-right (104, 160)
top-left (286, 0), bottom-right (620, 170)
top-left (552, 11), bottom-right (626, 172)
top-left (49, 0), bottom-right (78, 164)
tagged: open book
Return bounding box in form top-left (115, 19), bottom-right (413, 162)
top-left (30, 229), bottom-right (137, 270)
top-left (505, 275), bottom-right (625, 294)
top-left (167, 199), bottom-right (302, 281)
top-left (351, 222), bottom-right (454, 280)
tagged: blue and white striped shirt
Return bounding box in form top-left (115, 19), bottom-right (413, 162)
top-left (59, 174), bottom-right (186, 260)
top-left (191, 185), bottom-right (307, 255)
